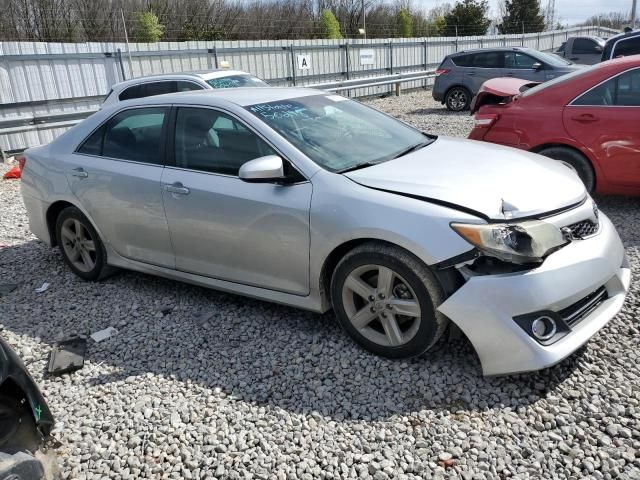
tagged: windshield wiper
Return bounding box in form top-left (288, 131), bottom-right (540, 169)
top-left (336, 161), bottom-right (380, 174)
top-left (391, 141), bottom-right (432, 160)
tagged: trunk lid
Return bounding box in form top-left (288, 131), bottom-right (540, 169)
top-left (470, 77), bottom-right (540, 113)
top-left (344, 137), bottom-right (586, 221)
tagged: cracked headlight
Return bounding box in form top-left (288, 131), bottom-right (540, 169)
top-left (451, 220), bottom-right (570, 265)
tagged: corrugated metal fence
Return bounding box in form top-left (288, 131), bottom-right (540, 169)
top-left (0, 26), bottom-right (615, 154)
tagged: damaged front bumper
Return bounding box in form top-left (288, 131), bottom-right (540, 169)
top-left (438, 212), bottom-right (630, 376)
top-left (0, 337), bottom-right (54, 441)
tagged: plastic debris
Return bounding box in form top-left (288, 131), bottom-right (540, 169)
top-left (2, 165), bottom-right (21, 179)
top-left (90, 326), bottom-right (118, 343)
top-left (0, 283), bottom-right (18, 297)
top-left (35, 282), bottom-right (49, 293)
top-left (48, 338), bottom-right (87, 375)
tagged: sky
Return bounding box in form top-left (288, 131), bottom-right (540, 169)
top-left (417, 0), bottom-right (634, 25)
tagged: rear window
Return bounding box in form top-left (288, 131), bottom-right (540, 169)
top-left (613, 36), bottom-right (640, 58)
top-left (573, 38), bottom-right (602, 55)
top-left (205, 75), bottom-right (267, 89)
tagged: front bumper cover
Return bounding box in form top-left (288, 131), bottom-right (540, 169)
top-left (438, 212), bottom-right (630, 376)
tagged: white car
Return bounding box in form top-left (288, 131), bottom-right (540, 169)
top-left (102, 70), bottom-right (267, 107)
top-left (21, 88), bottom-right (630, 376)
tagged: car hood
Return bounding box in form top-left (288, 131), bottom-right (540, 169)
top-left (344, 137), bottom-right (586, 221)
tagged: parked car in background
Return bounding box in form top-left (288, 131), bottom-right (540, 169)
top-left (601, 30), bottom-right (640, 61)
top-left (433, 47), bottom-right (582, 111)
top-left (102, 70), bottom-right (268, 107)
top-left (469, 56), bottom-right (640, 195)
top-left (20, 88), bottom-right (630, 376)
top-left (555, 36), bottom-right (605, 65)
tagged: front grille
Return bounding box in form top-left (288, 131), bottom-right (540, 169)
top-left (566, 219), bottom-right (599, 239)
top-left (558, 286), bottom-right (608, 328)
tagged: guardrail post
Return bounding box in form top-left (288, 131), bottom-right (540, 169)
top-left (213, 46), bottom-right (219, 69)
top-left (395, 82), bottom-right (401, 96)
top-left (289, 45), bottom-right (297, 86)
top-left (0, 147), bottom-right (6, 163)
top-left (344, 43), bottom-right (350, 80)
top-left (116, 48), bottom-right (126, 81)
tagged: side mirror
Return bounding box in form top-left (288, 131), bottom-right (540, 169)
top-left (239, 155), bottom-right (284, 183)
top-left (532, 62), bottom-right (543, 70)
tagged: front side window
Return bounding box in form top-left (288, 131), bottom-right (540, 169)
top-left (505, 52), bottom-right (538, 69)
top-left (572, 68), bottom-right (640, 106)
top-left (573, 38), bottom-right (602, 54)
top-left (77, 107), bottom-right (167, 164)
top-left (174, 107), bottom-right (275, 176)
top-left (613, 36), bottom-right (640, 57)
top-left (205, 75), bottom-right (268, 89)
top-left (245, 95), bottom-right (432, 173)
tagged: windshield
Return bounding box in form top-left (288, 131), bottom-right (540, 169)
top-left (521, 65), bottom-right (596, 97)
top-left (245, 95), bottom-right (431, 172)
top-left (206, 75), bottom-right (267, 89)
top-left (533, 50), bottom-right (573, 66)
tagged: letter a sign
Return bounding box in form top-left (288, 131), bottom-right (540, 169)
top-left (297, 55), bottom-right (311, 70)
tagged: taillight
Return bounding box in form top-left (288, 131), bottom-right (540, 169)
top-left (435, 68), bottom-right (450, 76)
top-left (474, 113), bottom-right (499, 128)
top-left (16, 154), bottom-right (26, 171)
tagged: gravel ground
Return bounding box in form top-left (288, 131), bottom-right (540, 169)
top-left (1, 90), bottom-right (639, 480)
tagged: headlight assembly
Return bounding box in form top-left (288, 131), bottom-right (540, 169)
top-left (451, 220), bottom-right (570, 265)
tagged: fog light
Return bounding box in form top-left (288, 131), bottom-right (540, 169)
top-left (531, 316), bottom-right (557, 341)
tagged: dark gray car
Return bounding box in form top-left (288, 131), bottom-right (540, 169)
top-left (433, 47), bottom-right (582, 111)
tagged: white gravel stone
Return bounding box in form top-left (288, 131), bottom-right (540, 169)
top-left (1, 90), bottom-right (639, 479)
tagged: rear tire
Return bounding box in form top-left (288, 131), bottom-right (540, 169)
top-left (0, 394), bottom-right (40, 453)
top-left (330, 242), bottom-right (448, 359)
top-left (537, 146), bottom-right (595, 193)
top-left (445, 87), bottom-right (471, 111)
top-left (55, 207), bottom-right (112, 281)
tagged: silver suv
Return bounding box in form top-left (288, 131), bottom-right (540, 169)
top-left (433, 47), bottom-right (582, 111)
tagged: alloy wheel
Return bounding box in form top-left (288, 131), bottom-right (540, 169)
top-left (60, 218), bottom-right (97, 273)
top-left (341, 264), bottom-right (422, 347)
top-left (447, 89), bottom-right (467, 111)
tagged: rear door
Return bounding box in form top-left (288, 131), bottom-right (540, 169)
top-left (569, 38), bottom-right (603, 65)
top-left (466, 51), bottom-right (505, 94)
top-left (563, 67), bottom-right (640, 187)
top-left (503, 52), bottom-right (547, 82)
top-left (67, 106), bottom-right (175, 267)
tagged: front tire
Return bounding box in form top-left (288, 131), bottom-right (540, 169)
top-left (445, 86), bottom-right (471, 111)
top-left (55, 206), bottom-right (110, 281)
top-left (331, 242), bottom-right (448, 359)
top-left (537, 146), bottom-right (595, 193)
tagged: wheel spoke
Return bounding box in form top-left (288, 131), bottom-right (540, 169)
top-left (349, 306), bottom-right (379, 330)
top-left (376, 266), bottom-right (394, 298)
top-left (73, 219), bottom-right (82, 236)
top-left (381, 314), bottom-right (403, 346)
top-left (61, 225), bottom-right (75, 242)
top-left (344, 274), bottom-right (375, 301)
top-left (79, 248), bottom-right (94, 269)
top-left (82, 240), bottom-right (96, 252)
top-left (389, 299), bottom-right (421, 318)
top-left (69, 247), bottom-right (81, 262)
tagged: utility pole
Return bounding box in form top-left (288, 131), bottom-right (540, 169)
top-left (632, 0), bottom-right (637, 29)
top-left (120, 8), bottom-right (133, 78)
top-left (362, 0), bottom-right (366, 40)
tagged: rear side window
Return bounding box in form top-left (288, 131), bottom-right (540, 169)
top-left (119, 81), bottom-right (177, 101)
top-left (573, 38), bottom-right (602, 54)
top-left (572, 68), bottom-right (640, 106)
top-left (613, 36), bottom-right (640, 58)
top-left (557, 42), bottom-right (566, 53)
top-left (451, 54), bottom-right (473, 67)
top-left (119, 84), bottom-right (143, 101)
top-left (472, 52), bottom-right (503, 68)
top-left (177, 81), bottom-right (204, 92)
top-left (77, 107), bottom-right (168, 164)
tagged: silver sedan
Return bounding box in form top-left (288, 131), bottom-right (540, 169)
top-left (20, 88), bottom-right (630, 375)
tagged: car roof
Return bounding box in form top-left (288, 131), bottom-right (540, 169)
top-left (111, 69), bottom-right (252, 90)
top-left (605, 29), bottom-right (640, 45)
top-left (448, 46), bottom-right (537, 56)
top-left (117, 87), bottom-right (325, 108)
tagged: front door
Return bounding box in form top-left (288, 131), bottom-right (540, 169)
top-left (66, 106), bottom-right (175, 267)
top-left (563, 67), bottom-right (640, 187)
top-left (161, 106), bottom-right (312, 295)
top-left (503, 52), bottom-right (548, 82)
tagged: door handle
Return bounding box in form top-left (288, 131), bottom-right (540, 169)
top-left (571, 113), bottom-right (599, 123)
top-left (467, 72), bottom-right (476, 76)
top-left (506, 72), bottom-right (515, 77)
top-left (71, 167), bottom-right (88, 178)
top-left (165, 182), bottom-right (190, 195)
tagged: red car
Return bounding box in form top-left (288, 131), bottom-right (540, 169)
top-left (468, 56), bottom-right (640, 195)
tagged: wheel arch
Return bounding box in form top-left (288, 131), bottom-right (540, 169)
top-left (45, 200), bottom-right (76, 246)
top-left (529, 142), bottom-right (598, 189)
top-left (319, 238), bottom-right (463, 308)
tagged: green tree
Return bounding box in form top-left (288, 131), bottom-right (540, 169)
top-left (319, 9), bottom-right (342, 39)
top-left (397, 8), bottom-right (413, 37)
top-left (135, 11), bottom-right (165, 42)
top-left (498, 0), bottom-right (545, 34)
top-left (443, 0), bottom-right (491, 36)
